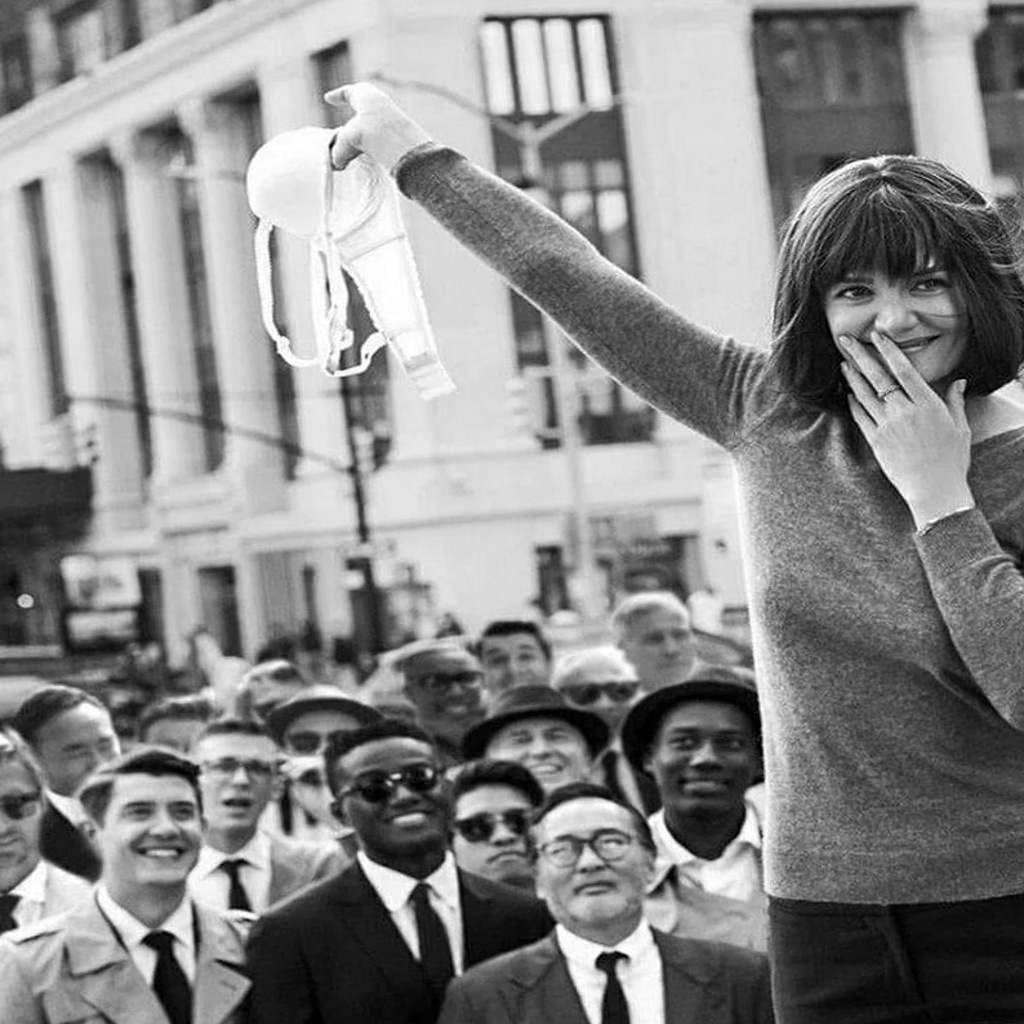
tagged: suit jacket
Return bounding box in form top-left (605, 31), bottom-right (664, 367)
top-left (39, 799), bottom-right (101, 881)
top-left (437, 928), bottom-right (773, 1024)
top-left (246, 860), bottom-right (553, 1024)
top-left (267, 832), bottom-right (347, 907)
top-left (0, 894), bottom-right (252, 1024)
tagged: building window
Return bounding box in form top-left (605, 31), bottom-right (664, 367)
top-left (237, 91), bottom-right (301, 480)
top-left (22, 181), bottom-right (68, 419)
top-left (1, 35), bottom-right (33, 114)
top-left (977, 9), bottom-right (1024, 204)
top-left (55, 1), bottom-right (107, 83)
top-left (315, 40), bottom-right (394, 468)
top-left (753, 11), bottom-right (915, 225)
top-left (160, 128), bottom-right (224, 472)
top-left (479, 15), bottom-right (652, 447)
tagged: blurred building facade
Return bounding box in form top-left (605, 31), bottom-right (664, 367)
top-left (0, 0), bottom-right (1015, 666)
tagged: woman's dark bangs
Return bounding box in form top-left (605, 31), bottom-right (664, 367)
top-left (813, 186), bottom-right (948, 291)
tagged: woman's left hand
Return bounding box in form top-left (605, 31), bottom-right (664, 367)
top-left (840, 330), bottom-right (974, 527)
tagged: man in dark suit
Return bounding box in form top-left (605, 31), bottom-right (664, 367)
top-left (246, 719), bottom-right (552, 1024)
top-left (13, 685), bottom-right (122, 881)
top-left (438, 783), bottom-right (773, 1024)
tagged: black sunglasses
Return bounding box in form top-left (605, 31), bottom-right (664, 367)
top-left (285, 730), bottom-right (350, 755)
top-left (417, 670), bottom-right (483, 694)
top-left (337, 763), bottom-right (441, 805)
top-left (560, 681), bottom-right (640, 706)
top-left (0, 793), bottom-right (42, 820)
top-left (452, 809), bottom-right (531, 844)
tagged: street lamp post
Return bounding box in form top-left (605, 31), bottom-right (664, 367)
top-left (371, 72), bottom-right (608, 619)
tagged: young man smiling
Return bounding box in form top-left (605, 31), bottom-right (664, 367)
top-left (246, 720), bottom-right (551, 1024)
top-left (0, 747), bottom-right (252, 1024)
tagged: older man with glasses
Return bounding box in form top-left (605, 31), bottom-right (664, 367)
top-left (188, 720), bottom-right (345, 914)
top-left (0, 728), bottom-right (90, 932)
top-left (438, 782), bottom-right (772, 1024)
top-left (246, 719), bottom-right (551, 1024)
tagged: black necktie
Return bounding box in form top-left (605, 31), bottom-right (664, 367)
top-left (221, 858), bottom-right (252, 912)
top-left (596, 951), bottom-right (630, 1024)
top-left (410, 883), bottom-right (455, 995)
top-left (0, 893), bottom-right (19, 933)
top-left (143, 930), bottom-right (192, 1024)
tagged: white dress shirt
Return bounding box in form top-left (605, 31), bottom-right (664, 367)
top-left (94, 886), bottom-right (197, 984)
top-left (557, 921), bottom-right (665, 1024)
top-left (6, 860), bottom-right (49, 928)
top-left (649, 798), bottom-right (763, 903)
top-left (357, 850), bottom-right (464, 974)
top-left (47, 790), bottom-right (90, 828)
top-left (189, 831), bottom-right (272, 912)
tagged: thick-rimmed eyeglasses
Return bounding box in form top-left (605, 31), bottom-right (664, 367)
top-left (285, 730), bottom-right (350, 755)
top-left (337, 763), bottom-right (441, 805)
top-left (201, 758), bottom-right (276, 780)
top-left (560, 681), bottom-right (640, 706)
top-left (0, 793), bottom-right (42, 820)
top-left (536, 829), bottom-right (637, 868)
top-left (453, 809), bottom-right (531, 844)
top-left (415, 671), bottom-right (483, 694)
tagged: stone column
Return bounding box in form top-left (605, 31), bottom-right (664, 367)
top-left (256, 57), bottom-right (349, 481)
top-left (44, 156), bottom-right (146, 531)
top-left (905, 0), bottom-right (992, 188)
top-left (178, 97), bottom-right (284, 510)
top-left (110, 128), bottom-right (204, 486)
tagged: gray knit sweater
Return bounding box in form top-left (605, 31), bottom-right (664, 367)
top-left (396, 145), bottom-right (1024, 904)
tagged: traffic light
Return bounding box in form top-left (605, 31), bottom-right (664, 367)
top-left (505, 375), bottom-right (543, 435)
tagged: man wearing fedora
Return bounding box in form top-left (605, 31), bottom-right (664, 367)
top-left (461, 686), bottom-right (609, 795)
top-left (620, 665), bottom-right (768, 951)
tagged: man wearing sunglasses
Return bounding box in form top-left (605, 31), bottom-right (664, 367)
top-left (437, 783), bottom-right (772, 1024)
top-left (449, 760), bottom-right (543, 891)
top-left (189, 720), bottom-right (346, 914)
top-left (554, 647), bottom-right (662, 818)
top-left (0, 728), bottom-right (90, 933)
top-left (246, 720), bottom-right (552, 1024)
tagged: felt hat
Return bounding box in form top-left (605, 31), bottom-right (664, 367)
top-left (461, 685), bottom-right (610, 761)
top-left (265, 685), bottom-right (382, 744)
top-left (620, 664), bottom-right (760, 775)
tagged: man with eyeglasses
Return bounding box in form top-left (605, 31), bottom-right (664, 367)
top-left (189, 720), bottom-right (345, 914)
top-left (553, 646), bottom-right (661, 817)
top-left (438, 782), bottom-right (772, 1024)
top-left (0, 728), bottom-right (90, 933)
top-left (0, 746), bottom-right (252, 1024)
top-left (449, 760), bottom-right (544, 892)
top-left (394, 641), bottom-right (487, 768)
top-left (246, 719), bottom-right (551, 1024)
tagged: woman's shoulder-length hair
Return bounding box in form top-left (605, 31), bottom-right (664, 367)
top-left (767, 154), bottom-right (1024, 412)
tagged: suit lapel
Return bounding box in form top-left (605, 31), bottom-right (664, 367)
top-left (505, 935), bottom-right (589, 1024)
top-left (193, 904), bottom-right (251, 1024)
top-left (334, 864), bottom-right (436, 1006)
top-left (656, 930), bottom-right (720, 1022)
top-left (62, 900), bottom-right (167, 1024)
top-left (267, 836), bottom-right (302, 906)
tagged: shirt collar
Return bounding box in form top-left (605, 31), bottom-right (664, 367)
top-left (556, 919), bottom-right (655, 969)
top-left (48, 791), bottom-right (89, 827)
top-left (650, 798), bottom-right (762, 866)
top-left (195, 830), bottom-right (271, 879)
top-left (9, 860), bottom-right (48, 903)
top-left (357, 850), bottom-right (460, 913)
top-left (95, 885), bottom-right (195, 956)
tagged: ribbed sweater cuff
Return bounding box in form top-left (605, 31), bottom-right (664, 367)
top-left (912, 507), bottom-right (993, 569)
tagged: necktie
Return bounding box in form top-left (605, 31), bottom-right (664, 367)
top-left (221, 858), bottom-right (252, 912)
top-left (410, 883), bottom-right (455, 995)
top-left (143, 930), bottom-right (192, 1024)
top-left (0, 893), bottom-right (20, 933)
top-left (596, 951), bottom-right (630, 1024)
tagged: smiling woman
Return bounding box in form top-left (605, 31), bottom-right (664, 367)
top-left (327, 83), bottom-right (1024, 1022)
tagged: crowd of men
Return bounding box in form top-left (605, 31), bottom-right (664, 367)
top-left (0, 590), bottom-right (773, 1023)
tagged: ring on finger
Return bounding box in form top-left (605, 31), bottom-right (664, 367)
top-left (876, 384), bottom-right (903, 400)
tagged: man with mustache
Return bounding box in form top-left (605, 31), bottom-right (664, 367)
top-left (0, 746), bottom-right (253, 1024)
top-left (246, 720), bottom-right (551, 1024)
